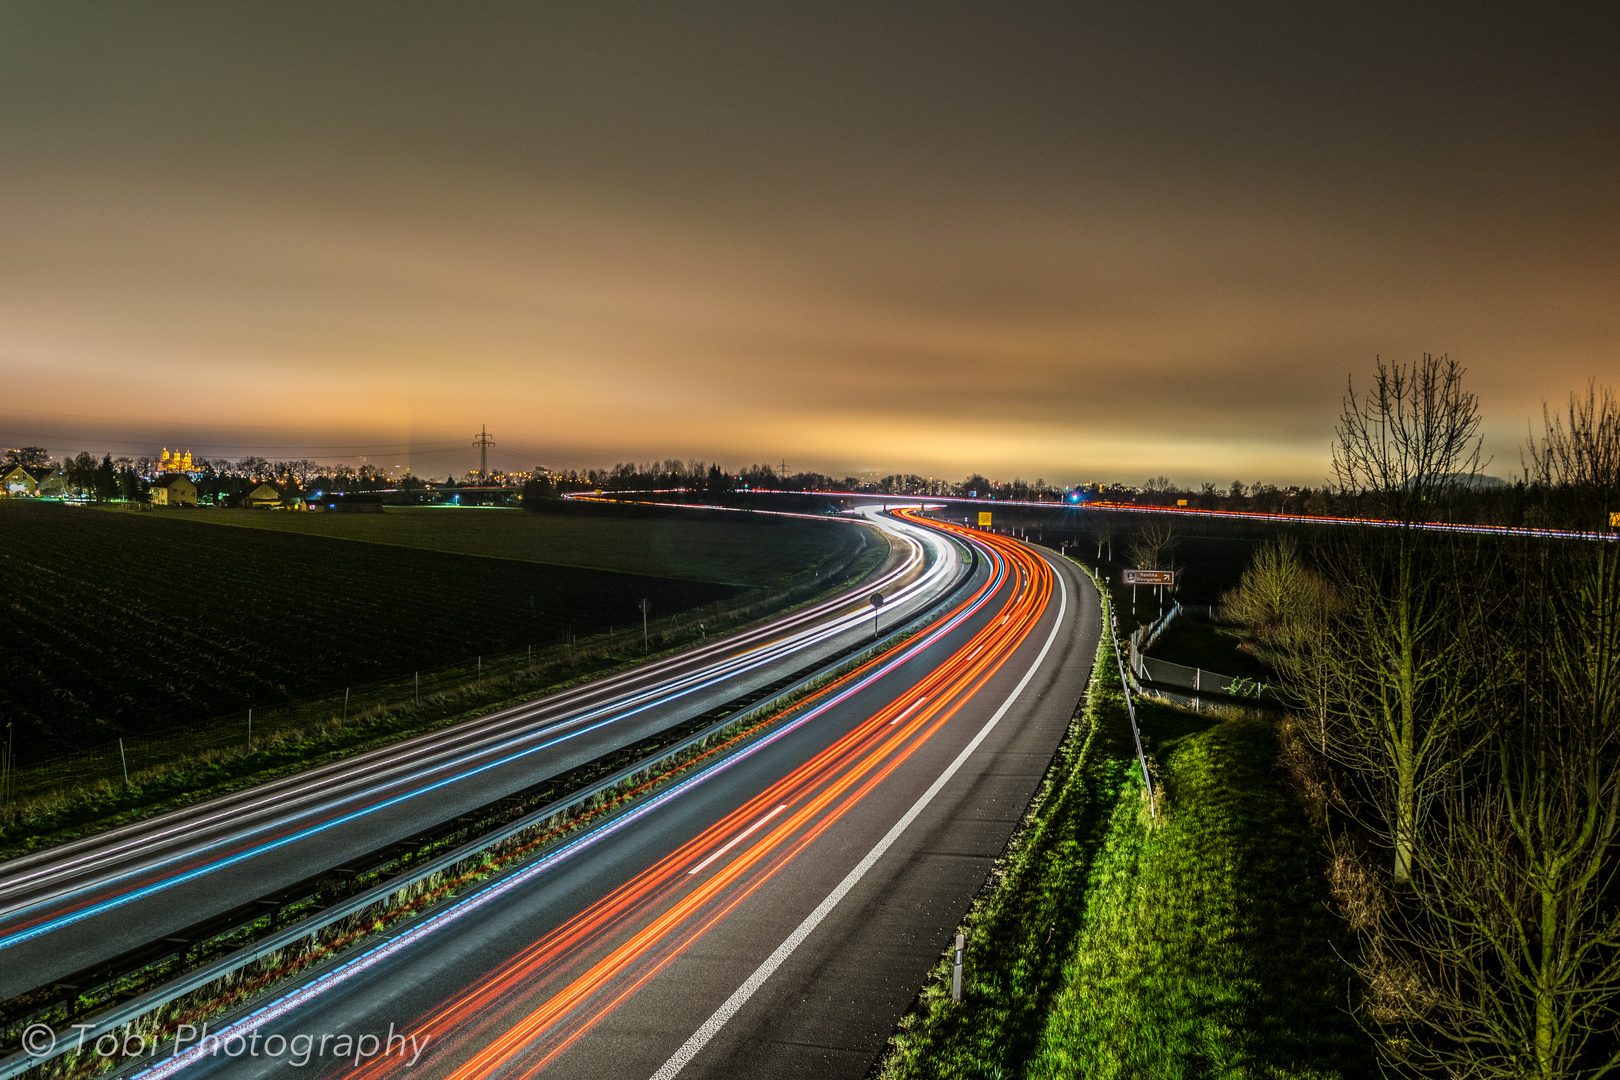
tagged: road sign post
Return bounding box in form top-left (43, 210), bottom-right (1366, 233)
top-left (869, 592), bottom-right (885, 638)
top-left (1123, 569), bottom-right (1175, 620)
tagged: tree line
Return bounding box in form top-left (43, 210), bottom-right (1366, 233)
top-left (520, 458), bottom-right (1082, 502)
top-left (0, 450), bottom-right (407, 504)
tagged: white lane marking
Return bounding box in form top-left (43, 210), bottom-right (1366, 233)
top-left (889, 697), bottom-right (928, 725)
top-left (686, 806), bottom-right (789, 877)
top-left (648, 569), bottom-right (1070, 1080)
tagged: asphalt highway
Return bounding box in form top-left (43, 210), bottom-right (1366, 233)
top-left (142, 514), bottom-right (1101, 1080)
top-left (0, 509), bottom-right (967, 999)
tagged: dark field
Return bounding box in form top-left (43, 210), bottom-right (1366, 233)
top-left (1149, 619), bottom-right (1275, 682)
top-left (182, 504), bottom-right (849, 586)
top-left (0, 501), bottom-right (798, 758)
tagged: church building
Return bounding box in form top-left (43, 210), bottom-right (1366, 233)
top-left (155, 448), bottom-right (196, 474)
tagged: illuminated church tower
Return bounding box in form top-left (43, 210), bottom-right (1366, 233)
top-left (157, 447), bottom-right (196, 474)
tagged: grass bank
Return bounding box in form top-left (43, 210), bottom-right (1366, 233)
top-left (877, 574), bottom-right (1367, 1080)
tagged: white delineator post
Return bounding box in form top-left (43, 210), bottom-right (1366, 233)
top-left (951, 932), bottom-right (965, 1002)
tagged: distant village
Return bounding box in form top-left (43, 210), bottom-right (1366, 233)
top-left (0, 445), bottom-right (540, 510)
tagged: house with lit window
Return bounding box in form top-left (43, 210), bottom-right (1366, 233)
top-left (1, 466), bottom-right (39, 496)
top-left (245, 483), bottom-right (284, 508)
top-left (151, 474), bottom-right (198, 506)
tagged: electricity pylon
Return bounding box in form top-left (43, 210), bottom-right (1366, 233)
top-left (473, 425), bottom-right (495, 480)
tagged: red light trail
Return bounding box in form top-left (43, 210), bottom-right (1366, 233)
top-left (574, 489), bottom-right (1619, 543)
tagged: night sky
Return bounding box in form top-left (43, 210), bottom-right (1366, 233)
top-left (1, 4), bottom-right (1615, 485)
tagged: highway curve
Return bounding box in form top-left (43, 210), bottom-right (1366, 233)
top-left (0, 509), bottom-right (964, 1000)
top-left (138, 513), bottom-right (1101, 1080)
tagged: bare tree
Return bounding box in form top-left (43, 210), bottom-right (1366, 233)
top-left (1219, 536), bottom-right (1309, 639)
top-left (1530, 381), bottom-right (1620, 532)
top-left (236, 456), bottom-right (274, 482)
top-left (1366, 387), bottom-right (1620, 1077)
top-left (1087, 514), bottom-right (1116, 562)
top-left (1334, 354), bottom-right (1487, 518)
top-left (1219, 537), bottom-right (1348, 753)
top-left (1327, 355), bottom-right (1488, 886)
top-left (1127, 521), bottom-right (1177, 570)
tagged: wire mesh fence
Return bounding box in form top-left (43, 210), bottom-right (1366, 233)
top-left (1137, 654), bottom-right (1273, 700)
top-left (1127, 601), bottom-right (1273, 702)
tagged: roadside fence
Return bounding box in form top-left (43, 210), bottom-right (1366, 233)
top-left (1104, 599), bottom-right (1157, 820)
top-left (1128, 602), bottom-right (1273, 703)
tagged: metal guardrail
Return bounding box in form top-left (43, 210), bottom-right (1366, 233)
top-left (1085, 568), bottom-right (1155, 820)
top-left (0, 539), bottom-right (982, 1080)
top-left (1110, 614), bottom-right (1156, 820)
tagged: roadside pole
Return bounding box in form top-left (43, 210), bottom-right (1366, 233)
top-left (952, 933), bottom-right (965, 1001)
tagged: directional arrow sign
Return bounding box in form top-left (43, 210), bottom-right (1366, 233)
top-left (1123, 569), bottom-right (1175, 586)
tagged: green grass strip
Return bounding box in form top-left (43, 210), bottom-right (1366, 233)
top-left (878, 581), bottom-right (1136, 1079)
top-left (878, 575), bottom-right (1370, 1080)
top-left (1025, 705), bottom-right (1368, 1079)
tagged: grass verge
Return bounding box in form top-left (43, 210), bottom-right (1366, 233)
top-left (875, 571), bottom-right (1369, 1080)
